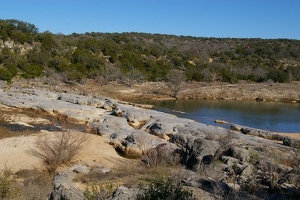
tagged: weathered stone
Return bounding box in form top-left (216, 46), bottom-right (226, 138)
top-left (119, 130), bottom-right (166, 157)
top-left (89, 115), bottom-right (134, 136)
top-left (53, 170), bottom-right (77, 189)
top-left (49, 185), bottom-right (86, 200)
top-left (120, 106), bottom-right (151, 127)
top-left (227, 183), bottom-right (241, 191)
top-left (228, 146), bottom-right (250, 162)
top-left (221, 156), bottom-right (240, 167)
top-left (142, 143), bottom-right (184, 167)
top-left (239, 164), bottom-right (253, 177)
top-left (108, 186), bottom-right (139, 200)
top-left (186, 138), bottom-right (220, 171)
top-left (72, 164), bottom-right (90, 174)
top-left (50, 169), bottom-right (86, 200)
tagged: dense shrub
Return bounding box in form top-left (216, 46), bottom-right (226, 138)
top-left (267, 68), bottom-right (289, 83)
top-left (0, 68), bottom-right (14, 82)
top-left (21, 64), bottom-right (43, 79)
top-left (2, 19), bottom-right (300, 84)
top-left (137, 177), bottom-right (196, 200)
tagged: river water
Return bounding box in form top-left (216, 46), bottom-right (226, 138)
top-left (132, 100), bottom-right (300, 133)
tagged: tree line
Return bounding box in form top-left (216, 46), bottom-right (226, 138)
top-left (0, 19), bottom-right (300, 84)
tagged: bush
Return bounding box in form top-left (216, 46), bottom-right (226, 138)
top-left (32, 132), bottom-right (88, 173)
top-left (21, 64), bottom-right (43, 78)
top-left (267, 68), bottom-right (289, 83)
top-left (137, 177), bottom-right (196, 200)
top-left (0, 68), bottom-right (14, 82)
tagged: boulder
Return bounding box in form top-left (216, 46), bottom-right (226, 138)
top-left (53, 170), bottom-right (78, 189)
top-left (142, 143), bottom-right (184, 167)
top-left (221, 156), bottom-right (240, 167)
top-left (71, 164), bottom-right (90, 174)
top-left (49, 185), bottom-right (86, 200)
top-left (108, 186), bottom-right (139, 200)
top-left (89, 115), bottom-right (134, 136)
top-left (239, 164), bottom-right (254, 177)
top-left (119, 106), bottom-right (151, 127)
top-left (117, 130), bottom-right (166, 157)
top-left (171, 133), bottom-right (197, 162)
top-left (228, 146), bottom-right (250, 162)
top-left (50, 169), bottom-right (86, 200)
top-left (186, 138), bottom-right (220, 171)
top-left (143, 118), bottom-right (176, 139)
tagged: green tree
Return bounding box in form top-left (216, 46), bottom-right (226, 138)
top-left (38, 32), bottom-right (57, 52)
top-left (48, 56), bottom-right (70, 72)
top-left (27, 50), bottom-right (50, 66)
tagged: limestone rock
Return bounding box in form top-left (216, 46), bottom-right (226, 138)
top-left (228, 146), bottom-right (250, 162)
top-left (71, 164), bottom-right (90, 174)
top-left (118, 130), bottom-right (166, 157)
top-left (120, 106), bottom-right (151, 128)
top-left (186, 138), bottom-right (220, 171)
top-left (221, 156), bottom-right (240, 167)
top-left (89, 115), bottom-right (134, 136)
top-left (142, 143), bottom-right (184, 167)
top-left (50, 169), bottom-right (86, 200)
top-left (108, 186), bottom-right (139, 200)
top-left (49, 185), bottom-right (86, 200)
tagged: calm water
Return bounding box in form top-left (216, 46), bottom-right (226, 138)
top-left (133, 100), bottom-right (300, 133)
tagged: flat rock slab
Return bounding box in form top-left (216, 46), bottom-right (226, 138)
top-left (0, 89), bottom-right (107, 124)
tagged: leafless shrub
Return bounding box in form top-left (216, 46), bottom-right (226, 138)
top-left (32, 131), bottom-right (88, 173)
top-left (166, 69), bottom-right (186, 98)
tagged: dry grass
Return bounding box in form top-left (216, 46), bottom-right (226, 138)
top-left (1, 167), bottom-right (52, 200)
top-left (14, 169), bottom-right (52, 200)
top-left (76, 162), bottom-right (182, 190)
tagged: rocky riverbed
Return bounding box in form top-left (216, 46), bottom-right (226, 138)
top-left (1, 79), bottom-right (300, 199)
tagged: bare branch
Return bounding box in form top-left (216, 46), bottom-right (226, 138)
top-left (32, 131), bottom-right (88, 173)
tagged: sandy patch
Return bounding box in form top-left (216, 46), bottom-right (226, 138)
top-left (0, 134), bottom-right (42, 172)
top-left (277, 132), bottom-right (300, 139)
top-left (117, 89), bottom-right (137, 93)
top-left (0, 132), bottom-right (130, 173)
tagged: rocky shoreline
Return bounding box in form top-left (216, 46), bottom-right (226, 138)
top-left (1, 80), bottom-right (300, 199)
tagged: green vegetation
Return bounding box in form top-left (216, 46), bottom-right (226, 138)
top-left (137, 177), bottom-right (196, 200)
top-left (1, 19), bottom-right (300, 85)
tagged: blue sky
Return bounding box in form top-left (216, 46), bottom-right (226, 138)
top-left (1, 0), bottom-right (300, 39)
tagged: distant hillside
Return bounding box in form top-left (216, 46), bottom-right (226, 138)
top-left (1, 19), bottom-right (300, 84)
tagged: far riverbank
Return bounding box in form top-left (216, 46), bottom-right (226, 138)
top-left (1, 78), bottom-right (300, 104)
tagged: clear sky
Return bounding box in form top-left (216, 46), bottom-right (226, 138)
top-left (1, 0), bottom-right (300, 39)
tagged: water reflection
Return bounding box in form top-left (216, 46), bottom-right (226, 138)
top-left (133, 100), bottom-right (300, 133)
